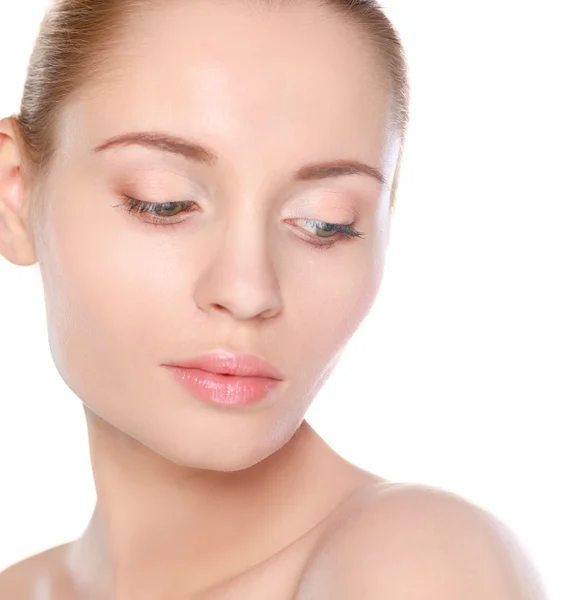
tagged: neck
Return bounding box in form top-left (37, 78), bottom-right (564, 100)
top-left (65, 410), bottom-right (356, 598)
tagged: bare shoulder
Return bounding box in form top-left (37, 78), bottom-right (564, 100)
top-left (0, 543), bottom-right (71, 599)
top-left (296, 482), bottom-right (548, 600)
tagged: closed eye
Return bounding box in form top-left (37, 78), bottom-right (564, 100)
top-left (113, 196), bottom-right (367, 249)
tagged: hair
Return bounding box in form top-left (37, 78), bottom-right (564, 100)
top-left (14, 0), bottom-right (410, 220)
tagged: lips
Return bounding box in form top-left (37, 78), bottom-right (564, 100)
top-left (163, 350), bottom-right (284, 407)
top-left (165, 350), bottom-right (284, 380)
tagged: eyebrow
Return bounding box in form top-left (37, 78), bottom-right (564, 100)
top-left (93, 131), bottom-right (386, 186)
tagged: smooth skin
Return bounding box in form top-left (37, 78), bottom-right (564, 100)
top-left (0, 1), bottom-right (546, 598)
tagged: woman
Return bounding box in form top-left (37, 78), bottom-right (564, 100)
top-left (0, 0), bottom-right (546, 598)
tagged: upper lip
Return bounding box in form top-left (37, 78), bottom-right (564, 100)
top-left (165, 350), bottom-right (284, 380)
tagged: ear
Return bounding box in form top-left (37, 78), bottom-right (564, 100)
top-left (0, 116), bottom-right (37, 266)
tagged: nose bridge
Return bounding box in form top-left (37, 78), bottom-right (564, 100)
top-left (193, 198), bottom-right (282, 320)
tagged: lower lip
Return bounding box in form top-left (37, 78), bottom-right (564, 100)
top-left (165, 366), bottom-right (280, 407)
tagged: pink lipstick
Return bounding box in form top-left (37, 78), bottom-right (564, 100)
top-left (163, 350), bottom-right (283, 407)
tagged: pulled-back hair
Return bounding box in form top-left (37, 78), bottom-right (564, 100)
top-left (15, 0), bottom-right (410, 211)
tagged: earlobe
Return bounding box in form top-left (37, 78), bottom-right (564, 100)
top-left (0, 119), bottom-right (37, 267)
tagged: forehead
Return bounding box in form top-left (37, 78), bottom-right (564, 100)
top-left (58, 1), bottom-right (393, 176)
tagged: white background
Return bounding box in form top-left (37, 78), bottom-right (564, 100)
top-left (0, 1), bottom-right (572, 598)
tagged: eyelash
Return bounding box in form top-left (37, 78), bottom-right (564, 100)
top-left (113, 195), bottom-right (366, 249)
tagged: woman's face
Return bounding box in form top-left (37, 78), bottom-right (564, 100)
top-left (32, 0), bottom-right (398, 470)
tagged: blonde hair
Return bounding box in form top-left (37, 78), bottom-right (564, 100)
top-left (16, 0), bottom-right (410, 213)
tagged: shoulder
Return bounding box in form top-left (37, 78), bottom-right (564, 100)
top-left (296, 482), bottom-right (548, 600)
top-left (0, 544), bottom-right (70, 599)
top-left (0, 558), bottom-right (35, 598)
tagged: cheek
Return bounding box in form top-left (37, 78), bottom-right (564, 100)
top-left (287, 243), bottom-right (384, 372)
top-left (38, 190), bottom-right (171, 396)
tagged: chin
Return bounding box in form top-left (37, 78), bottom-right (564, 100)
top-left (148, 437), bottom-right (287, 472)
top-left (112, 409), bottom-right (301, 473)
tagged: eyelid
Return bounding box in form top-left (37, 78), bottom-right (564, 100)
top-left (120, 170), bottom-right (209, 199)
top-left (287, 203), bottom-right (358, 224)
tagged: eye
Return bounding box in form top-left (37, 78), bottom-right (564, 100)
top-left (289, 218), bottom-right (366, 249)
top-left (113, 196), bottom-right (199, 225)
top-left (113, 196), bottom-right (366, 248)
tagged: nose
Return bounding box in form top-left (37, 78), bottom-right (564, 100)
top-left (193, 222), bottom-right (283, 321)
